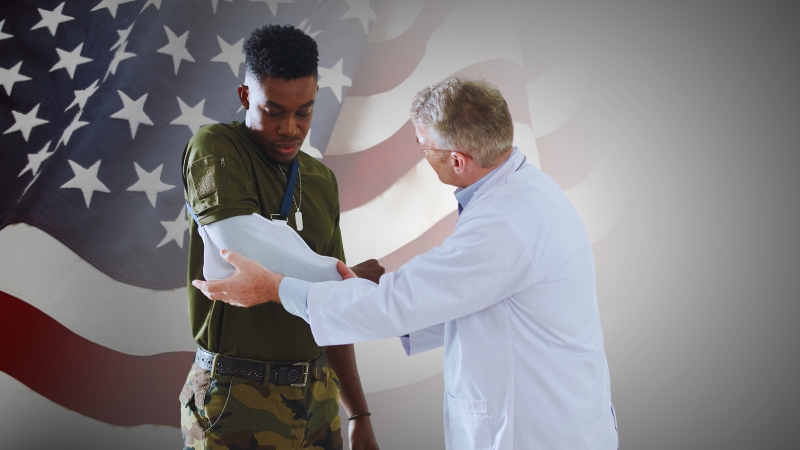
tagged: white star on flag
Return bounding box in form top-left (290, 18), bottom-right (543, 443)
top-left (298, 18), bottom-right (322, 39)
top-left (50, 42), bottom-right (93, 79)
top-left (110, 91), bottom-right (153, 139)
top-left (106, 41), bottom-right (136, 78)
top-left (141, 0), bottom-right (163, 12)
top-left (18, 141), bottom-right (54, 177)
top-left (211, 36), bottom-right (245, 77)
top-left (60, 159), bottom-right (110, 208)
top-left (91, 0), bottom-right (136, 19)
top-left (170, 97), bottom-right (215, 135)
top-left (31, 2), bottom-right (74, 37)
top-left (318, 58), bottom-right (351, 103)
top-left (0, 61), bottom-right (31, 95)
top-left (157, 207), bottom-right (189, 248)
top-left (211, 0), bottom-right (233, 14)
top-left (157, 26), bottom-right (195, 75)
top-left (4, 104), bottom-right (49, 142)
top-left (57, 111), bottom-right (90, 147)
top-left (127, 162), bottom-right (175, 207)
top-left (341, 0), bottom-right (376, 35)
top-left (0, 20), bottom-right (12, 40)
top-left (65, 79), bottom-right (100, 112)
top-left (251, 0), bottom-right (294, 17)
top-left (110, 24), bottom-right (133, 51)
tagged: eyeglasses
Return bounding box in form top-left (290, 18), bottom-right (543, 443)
top-left (419, 146), bottom-right (453, 155)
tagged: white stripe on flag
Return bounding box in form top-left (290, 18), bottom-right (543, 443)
top-left (0, 223), bottom-right (194, 356)
top-left (0, 372), bottom-right (182, 447)
top-left (0, 224), bottom-right (445, 392)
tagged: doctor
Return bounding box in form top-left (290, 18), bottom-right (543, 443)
top-left (194, 78), bottom-right (619, 450)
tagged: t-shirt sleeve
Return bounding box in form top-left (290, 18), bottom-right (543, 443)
top-left (183, 126), bottom-right (259, 226)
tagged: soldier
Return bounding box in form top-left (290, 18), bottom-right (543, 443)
top-left (179, 24), bottom-right (381, 450)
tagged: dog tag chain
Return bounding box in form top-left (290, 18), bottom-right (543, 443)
top-left (293, 167), bottom-right (303, 230)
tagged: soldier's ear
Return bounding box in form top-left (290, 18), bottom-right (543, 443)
top-left (238, 85), bottom-right (249, 110)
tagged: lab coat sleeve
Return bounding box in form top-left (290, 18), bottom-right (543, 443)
top-left (198, 213), bottom-right (343, 283)
top-left (307, 208), bottom-right (537, 346)
top-left (400, 324), bottom-right (446, 355)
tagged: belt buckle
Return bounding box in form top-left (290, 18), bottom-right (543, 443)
top-left (290, 362), bottom-right (310, 387)
top-left (210, 353), bottom-right (220, 377)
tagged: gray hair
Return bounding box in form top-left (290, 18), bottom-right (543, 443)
top-left (410, 78), bottom-right (513, 167)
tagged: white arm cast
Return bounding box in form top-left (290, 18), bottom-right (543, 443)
top-left (198, 213), bottom-right (342, 283)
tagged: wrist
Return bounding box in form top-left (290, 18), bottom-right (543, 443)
top-left (272, 273), bottom-right (285, 303)
top-left (347, 411), bottom-right (372, 421)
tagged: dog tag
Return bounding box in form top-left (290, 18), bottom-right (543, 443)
top-left (295, 210), bottom-right (304, 231)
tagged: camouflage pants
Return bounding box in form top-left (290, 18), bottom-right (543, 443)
top-left (179, 362), bottom-right (343, 450)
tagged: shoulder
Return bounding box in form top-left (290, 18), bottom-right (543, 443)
top-left (490, 166), bottom-right (591, 246)
top-left (469, 166), bottom-right (567, 231)
top-left (297, 152), bottom-right (338, 183)
top-left (187, 122), bottom-right (240, 150)
top-left (184, 122), bottom-right (251, 168)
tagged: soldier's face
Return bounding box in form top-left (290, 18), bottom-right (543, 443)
top-left (238, 75), bottom-right (318, 163)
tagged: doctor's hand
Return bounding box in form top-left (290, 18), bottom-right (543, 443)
top-left (191, 249), bottom-right (283, 307)
top-left (336, 261), bottom-right (357, 280)
top-left (349, 259), bottom-right (385, 283)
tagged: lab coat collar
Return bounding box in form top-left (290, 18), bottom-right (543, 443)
top-left (455, 147), bottom-right (526, 213)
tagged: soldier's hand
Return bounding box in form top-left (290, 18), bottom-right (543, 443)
top-left (349, 259), bottom-right (385, 284)
top-left (348, 415), bottom-right (380, 450)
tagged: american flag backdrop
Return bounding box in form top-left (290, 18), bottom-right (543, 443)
top-left (0, 0), bottom-right (641, 448)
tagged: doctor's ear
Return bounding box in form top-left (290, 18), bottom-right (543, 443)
top-left (451, 151), bottom-right (469, 173)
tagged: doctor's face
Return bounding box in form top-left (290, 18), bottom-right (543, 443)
top-left (415, 123), bottom-right (455, 185)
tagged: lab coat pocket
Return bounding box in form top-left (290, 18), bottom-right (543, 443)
top-left (445, 394), bottom-right (492, 450)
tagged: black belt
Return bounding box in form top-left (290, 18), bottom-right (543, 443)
top-left (194, 348), bottom-right (325, 387)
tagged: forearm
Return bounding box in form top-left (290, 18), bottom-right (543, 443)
top-left (324, 344), bottom-right (370, 416)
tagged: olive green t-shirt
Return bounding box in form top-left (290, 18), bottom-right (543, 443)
top-left (182, 121), bottom-right (345, 362)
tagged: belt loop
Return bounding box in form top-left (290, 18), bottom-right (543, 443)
top-left (262, 362), bottom-right (271, 387)
top-left (210, 353), bottom-right (220, 377)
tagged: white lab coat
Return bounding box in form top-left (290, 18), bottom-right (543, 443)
top-left (307, 150), bottom-right (618, 449)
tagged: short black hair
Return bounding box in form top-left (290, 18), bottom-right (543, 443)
top-left (244, 24), bottom-right (319, 81)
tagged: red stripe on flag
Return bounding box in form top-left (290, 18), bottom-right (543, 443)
top-left (349, 0), bottom-right (470, 96)
top-left (0, 291), bottom-right (191, 427)
top-left (536, 117), bottom-right (600, 191)
top-left (329, 61), bottom-right (531, 212)
top-left (324, 122), bottom-right (421, 212)
top-left (536, 109), bottom-right (615, 191)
